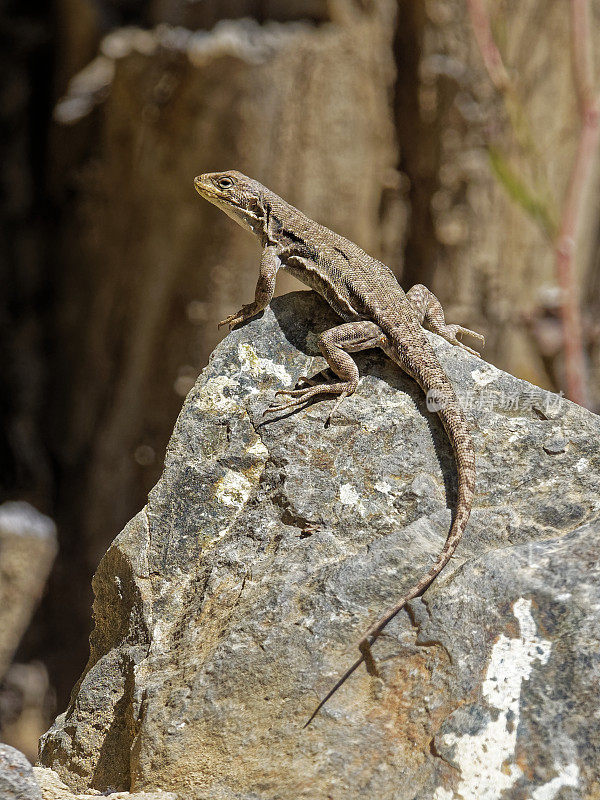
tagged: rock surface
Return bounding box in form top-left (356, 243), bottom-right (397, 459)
top-left (33, 766), bottom-right (177, 800)
top-left (40, 292), bottom-right (600, 798)
top-left (0, 744), bottom-right (42, 800)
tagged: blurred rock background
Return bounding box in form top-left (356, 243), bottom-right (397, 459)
top-left (1, 0), bottom-right (599, 761)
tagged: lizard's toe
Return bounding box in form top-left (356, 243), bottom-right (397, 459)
top-left (454, 325), bottom-right (485, 347)
top-left (218, 302), bottom-right (261, 330)
top-left (263, 396), bottom-right (311, 415)
top-left (218, 312), bottom-right (241, 329)
top-left (445, 324), bottom-right (484, 356)
top-left (266, 381), bottom-right (355, 417)
top-left (274, 387), bottom-right (309, 398)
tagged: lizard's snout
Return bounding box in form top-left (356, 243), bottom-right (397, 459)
top-left (194, 175), bottom-right (214, 199)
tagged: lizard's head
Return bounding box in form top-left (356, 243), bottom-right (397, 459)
top-left (194, 170), bottom-right (266, 233)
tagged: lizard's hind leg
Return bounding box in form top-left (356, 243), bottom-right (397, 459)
top-left (264, 320), bottom-right (386, 424)
top-left (407, 284), bottom-right (484, 356)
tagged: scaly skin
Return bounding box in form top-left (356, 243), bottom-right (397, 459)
top-left (194, 170), bottom-right (484, 724)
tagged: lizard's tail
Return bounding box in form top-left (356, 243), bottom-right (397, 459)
top-left (359, 378), bottom-right (475, 645)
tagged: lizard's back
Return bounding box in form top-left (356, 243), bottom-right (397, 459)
top-left (267, 191), bottom-right (415, 331)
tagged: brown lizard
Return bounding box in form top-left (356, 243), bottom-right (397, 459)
top-left (194, 170), bottom-right (484, 725)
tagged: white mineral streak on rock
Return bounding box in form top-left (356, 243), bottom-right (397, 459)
top-left (238, 342), bottom-right (293, 385)
top-left (471, 365), bottom-right (501, 387)
top-left (151, 618), bottom-right (171, 650)
top-left (339, 483), bottom-right (366, 516)
top-left (434, 597), bottom-right (557, 800)
top-left (212, 441), bottom-right (267, 548)
top-left (374, 480), bottom-right (397, 506)
top-left (246, 438), bottom-right (269, 458)
top-left (339, 483), bottom-right (359, 505)
top-left (215, 469), bottom-right (253, 509)
top-left (528, 762), bottom-right (579, 800)
top-left (374, 480), bottom-right (393, 495)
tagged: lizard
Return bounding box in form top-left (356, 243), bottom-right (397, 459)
top-left (194, 170), bottom-right (484, 725)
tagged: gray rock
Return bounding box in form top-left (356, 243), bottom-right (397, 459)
top-left (0, 744), bottom-right (42, 800)
top-left (40, 292), bottom-right (600, 799)
top-left (543, 434), bottom-right (569, 454)
top-left (33, 765), bottom-right (178, 799)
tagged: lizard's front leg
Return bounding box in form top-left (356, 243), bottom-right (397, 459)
top-left (219, 245), bottom-right (280, 329)
top-left (265, 320), bottom-right (386, 424)
top-left (406, 284), bottom-right (484, 356)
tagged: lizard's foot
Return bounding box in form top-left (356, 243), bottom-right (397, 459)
top-left (218, 303), bottom-right (260, 330)
top-left (218, 311), bottom-right (243, 329)
top-left (263, 380), bottom-right (357, 421)
top-left (441, 324), bottom-right (485, 357)
top-left (406, 285), bottom-right (485, 356)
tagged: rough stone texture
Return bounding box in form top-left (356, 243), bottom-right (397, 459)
top-left (425, 522), bottom-right (599, 799)
top-left (0, 744), bottom-right (42, 800)
top-left (33, 766), bottom-right (177, 800)
top-left (39, 292), bottom-right (600, 798)
top-left (0, 503), bottom-right (58, 679)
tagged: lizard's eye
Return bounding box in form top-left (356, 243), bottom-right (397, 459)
top-left (217, 177), bottom-right (233, 189)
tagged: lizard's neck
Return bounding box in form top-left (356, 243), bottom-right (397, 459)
top-left (260, 194), bottom-right (314, 246)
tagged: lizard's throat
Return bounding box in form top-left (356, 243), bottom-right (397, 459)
top-left (208, 196), bottom-right (263, 235)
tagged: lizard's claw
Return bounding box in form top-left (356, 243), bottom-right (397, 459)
top-left (218, 303), bottom-right (260, 330)
top-left (264, 384), bottom-right (330, 416)
top-left (264, 381), bottom-right (356, 421)
top-left (218, 312), bottom-right (242, 330)
top-left (461, 327), bottom-right (485, 345)
top-left (445, 325), bottom-right (485, 356)
top-left (265, 387), bottom-right (316, 415)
